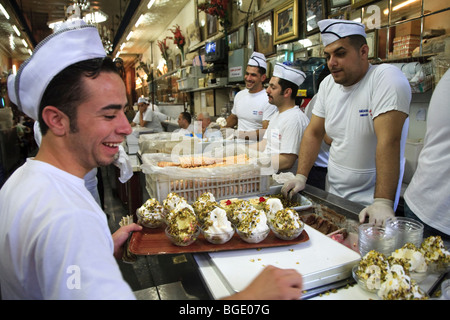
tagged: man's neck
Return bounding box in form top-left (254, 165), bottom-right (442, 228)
top-left (277, 100), bottom-right (296, 113)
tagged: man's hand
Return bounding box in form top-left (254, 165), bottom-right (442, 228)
top-left (281, 174), bottom-right (307, 199)
top-left (224, 265), bottom-right (303, 300)
top-left (359, 198), bottom-right (395, 226)
top-left (112, 223), bottom-right (142, 259)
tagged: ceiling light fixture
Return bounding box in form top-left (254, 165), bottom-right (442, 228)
top-left (0, 4), bottom-right (10, 19)
top-left (148, 0), bottom-right (156, 9)
top-left (12, 25), bottom-right (21, 36)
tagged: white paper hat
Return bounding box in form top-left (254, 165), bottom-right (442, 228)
top-left (7, 74), bottom-right (17, 105)
top-left (10, 19), bottom-right (106, 120)
top-left (272, 63), bottom-right (306, 87)
top-left (318, 19), bottom-right (366, 47)
top-left (247, 51), bottom-right (267, 70)
top-left (137, 97), bottom-right (149, 104)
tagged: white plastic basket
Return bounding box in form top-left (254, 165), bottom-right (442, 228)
top-left (141, 152), bottom-right (270, 203)
top-left (145, 171), bottom-right (269, 203)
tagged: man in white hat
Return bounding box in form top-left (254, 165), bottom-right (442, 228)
top-left (282, 19), bottom-right (411, 226)
top-left (252, 63), bottom-right (309, 173)
top-left (131, 96), bottom-right (166, 132)
top-left (0, 21), bottom-right (303, 300)
top-left (222, 51), bottom-right (277, 141)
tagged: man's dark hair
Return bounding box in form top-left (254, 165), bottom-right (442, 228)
top-left (347, 34), bottom-right (368, 52)
top-left (39, 57), bottom-right (119, 135)
top-left (278, 78), bottom-right (299, 100)
top-left (180, 111), bottom-right (191, 124)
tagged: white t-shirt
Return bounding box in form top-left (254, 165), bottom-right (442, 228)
top-left (313, 64), bottom-right (411, 206)
top-left (232, 89), bottom-right (277, 131)
top-left (0, 159), bottom-right (135, 299)
top-left (404, 69), bottom-right (450, 235)
top-left (132, 106), bottom-right (165, 132)
top-left (263, 106), bottom-right (310, 173)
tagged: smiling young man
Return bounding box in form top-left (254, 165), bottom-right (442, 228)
top-left (0, 21), bottom-right (141, 299)
top-left (1, 21), bottom-right (304, 301)
top-left (223, 52), bottom-right (277, 141)
top-left (282, 19), bottom-right (411, 226)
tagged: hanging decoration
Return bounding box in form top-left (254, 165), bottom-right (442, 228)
top-left (197, 0), bottom-right (231, 33)
top-left (170, 24), bottom-right (186, 61)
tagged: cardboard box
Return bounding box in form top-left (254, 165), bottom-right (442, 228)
top-left (395, 20), bottom-right (421, 37)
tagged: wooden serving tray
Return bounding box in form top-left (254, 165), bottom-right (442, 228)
top-left (129, 227), bottom-right (309, 255)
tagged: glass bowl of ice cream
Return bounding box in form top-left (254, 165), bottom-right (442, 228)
top-left (165, 203), bottom-right (199, 246)
top-left (201, 207), bottom-right (235, 244)
top-left (235, 208), bottom-right (269, 244)
top-left (268, 208), bottom-right (304, 240)
top-left (136, 198), bottom-right (164, 228)
top-left (165, 225), bottom-right (199, 246)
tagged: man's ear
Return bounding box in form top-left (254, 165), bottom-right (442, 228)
top-left (360, 43), bottom-right (370, 59)
top-left (41, 106), bottom-right (70, 136)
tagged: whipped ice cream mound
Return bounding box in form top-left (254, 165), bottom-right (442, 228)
top-left (137, 198), bottom-right (164, 228)
top-left (236, 207), bottom-right (269, 243)
top-left (222, 199), bottom-right (253, 225)
top-left (356, 250), bottom-right (390, 291)
top-left (391, 243), bottom-right (427, 273)
top-left (202, 207), bottom-right (234, 244)
top-left (378, 265), bottom-right (427, 300)
top-left (269, 208), bottom-right (303, 240)
top-left (420, 236), bottom-right (450, 265)
top-left (193, 192), bottom-right (218, 224)
top-left (163, 192), bottom-right (187, 213)
top-left (263, 198), bottom-right (284, 221)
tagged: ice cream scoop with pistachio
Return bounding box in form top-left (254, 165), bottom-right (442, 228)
top-left (193, 192), bottom-right (218, 224)
top-left (202, 207), bottom-right (234, 244)
top-left (377, 265), bottom-right (427, 300)
top-left (235, 207), bottom-right (269, 243)
top-left (163, 192), bottom-right (187, 214)
top-left (269, 208), bottom-right (304, 240)
top-left (166, 203), bottom-right (198, 245)
top-left (137, 198), bottom-right (164, 228)
top-left (221, 199), bottom-right (253, 225)
top-left (356, 250), bottom-right (390, 291)
top-left (262, 197), bottom-right (284, 221)
top-left (420, 236), bottom-right (450, 265)
top-left (391, 243), bottom-right (427, 273)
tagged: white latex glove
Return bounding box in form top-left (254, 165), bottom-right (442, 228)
top-left (359, 198), bottom-right (395, 226)
top-left (281, 174), bottom-right (307, 199)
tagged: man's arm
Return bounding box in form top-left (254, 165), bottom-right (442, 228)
top-left (225, 113), bottom-right (238, 128)
top-left (373, 110), bottom-right (408, 201)
top-left (296, 114), bottom-right (325, 176)
top-left (236, 119), bottom-right (270, 141)
top-left (276, 153), bottom-right (298, 171)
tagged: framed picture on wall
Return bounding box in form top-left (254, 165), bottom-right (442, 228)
top-left (255, 11), bottom-right (276, 56)
top-left (175, 54), bottom-right (182, 68)
top-left (206, 13), bottom-right (218, 38)
top-left (305, 0), bottom-right (326, 35)
top-left (274, 0), bottom-right (299, 45)
top-left (328, 8), bottom-right (349, 19)
top-left (329, 0), bottom-right (351, 8)
top-left (366, 29), bottom-right (377, 59)
top-left (351, 0), bottom-right (376, 9)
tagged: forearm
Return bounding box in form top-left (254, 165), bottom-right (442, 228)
top-left (236, 129), bottom-right (265, 141)
top-left (275, 154), bottom-right (297, 171)
top-left (296, 129), bottom-right (323, 177)
top-left (374, 141), bottom-right (400, 201)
